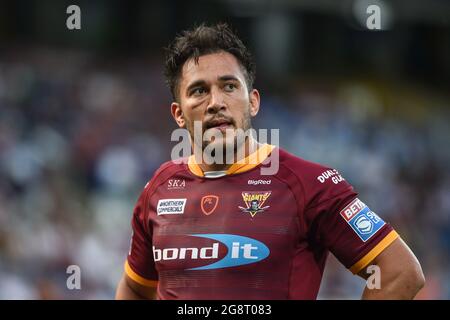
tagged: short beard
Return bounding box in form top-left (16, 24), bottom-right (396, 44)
top-left (188, 105), bottom-right (253, 165)
top-left (205, 107), bottom-right (253, 164)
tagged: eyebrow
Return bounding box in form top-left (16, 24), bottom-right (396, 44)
top-left (185, 75), bottom-right (241, 94)
top-left (218, 75), bottom-right (240, 82)
top-left (186, 80), bottom-right (207, 94)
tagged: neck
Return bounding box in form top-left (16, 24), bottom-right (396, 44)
top-left (197, 137), bottom-right (260, 173)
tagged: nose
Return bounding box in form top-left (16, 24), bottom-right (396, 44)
top-left (206, 87), bottom-right (226, 114)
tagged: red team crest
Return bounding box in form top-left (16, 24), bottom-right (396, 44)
top-left (201, 195), bottom-right (219, 215)
top-left (239, 191), bottom-right (271, 217)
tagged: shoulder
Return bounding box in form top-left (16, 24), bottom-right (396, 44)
top-left (278, 147), bottom-right (342, 183)
top-left (142, 158), bottom-right (189, 195)
top-left (277, 147), bottom-right (355, 205)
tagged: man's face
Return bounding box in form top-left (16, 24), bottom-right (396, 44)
top-left (250, 200), bottom-right (259, 211)
top-left (171, 51), bottom-right (260, 157)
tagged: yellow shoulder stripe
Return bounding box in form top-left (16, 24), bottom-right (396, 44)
top-left (124, 260), bottom-right (158, 287)
top-left (188, 143), bottom-right (275, 177)
top-left (226, 144), bottom-right (275, 175)
top-left (349, 230), bottom-right (399, 274)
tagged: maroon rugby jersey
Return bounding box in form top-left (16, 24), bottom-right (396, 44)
top-left (125, 144), bottom-right (399, 299)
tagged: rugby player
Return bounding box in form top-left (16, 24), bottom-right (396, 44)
top-left (115, 23), bottom-right (424, 300)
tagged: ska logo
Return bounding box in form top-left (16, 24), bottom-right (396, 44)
top-left (238, 191), bottom-right (271, 217)
top-left (167, 179), bottom-right (186, 190)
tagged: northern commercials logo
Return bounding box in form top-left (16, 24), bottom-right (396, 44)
top-left (340, 198), bottom-right (385, 242)
top-left (238, 191), bottom-right (271, 217)
top-left (157, 198), bottom-right (187, 215)
top-left (152, 234), bottom-right (270, 270)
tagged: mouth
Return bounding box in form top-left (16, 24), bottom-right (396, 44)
top-left (205, 118), bottom-right (234, 131)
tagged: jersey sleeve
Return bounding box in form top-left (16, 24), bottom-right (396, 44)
top-left (125, 185), bottom-right (158, 287)
top-left (302, 166), bottom-right (399, 274)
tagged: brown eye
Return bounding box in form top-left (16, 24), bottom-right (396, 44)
top-left (192, 87), bottom-right (206, 96)
top-left (224, 83), bottom-right (236, 92)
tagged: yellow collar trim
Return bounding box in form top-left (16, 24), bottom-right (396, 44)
top-left (187, 144), bottom-right (275, 178)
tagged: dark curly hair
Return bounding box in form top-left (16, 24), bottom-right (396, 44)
top-left (164, 23), bottom-right (256, 101)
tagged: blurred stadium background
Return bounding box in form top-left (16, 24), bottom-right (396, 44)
top-left (0, 0), bottom-right (449, 299)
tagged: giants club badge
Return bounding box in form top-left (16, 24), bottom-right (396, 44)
top-left (239, 191), bottom-right (271, 217)
top-left (201, 195), bottom-right (219, 215)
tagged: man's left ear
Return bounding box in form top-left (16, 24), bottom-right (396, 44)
top-left (249, 89), bottom-right (260, 117)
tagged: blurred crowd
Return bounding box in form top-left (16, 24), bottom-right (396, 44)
top-left (0, 47), bottom-right (449, 299)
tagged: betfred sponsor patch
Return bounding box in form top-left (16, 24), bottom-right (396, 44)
top-left (340, 198), bottom-right (385, 242)
top-left (340, 198), bottom-right (366, 221)
top-left (157, 198), bottom-right (187, 215)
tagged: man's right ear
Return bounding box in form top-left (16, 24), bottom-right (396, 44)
top-left (171, 102), bottom-right (185, 128)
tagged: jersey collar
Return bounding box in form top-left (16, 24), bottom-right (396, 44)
top-left (187, 143), bottom-right (276, 178)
